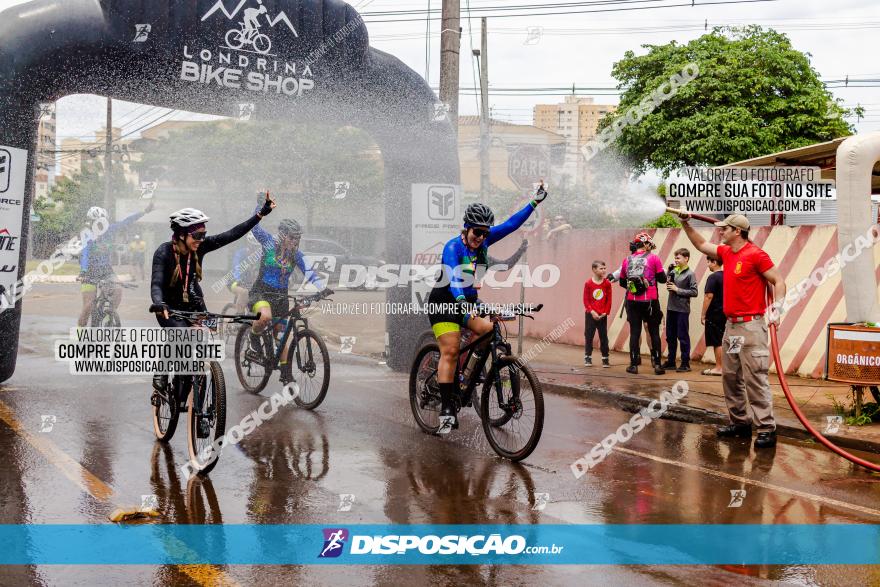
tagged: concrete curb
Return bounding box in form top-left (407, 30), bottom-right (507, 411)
top-left (542, 379), bottom-right (880, 456)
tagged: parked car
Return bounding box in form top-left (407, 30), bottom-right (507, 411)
top-left (296, 237), bottom-right (385, 290)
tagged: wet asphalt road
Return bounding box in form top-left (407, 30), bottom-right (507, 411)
top-left (2, 306), bottom-right (880, 585)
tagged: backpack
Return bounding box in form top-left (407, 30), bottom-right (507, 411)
top-left (625, 252), bottom-right (652, 296)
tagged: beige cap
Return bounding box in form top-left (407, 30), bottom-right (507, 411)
top-left (714, 214), bottom-right (750, 230)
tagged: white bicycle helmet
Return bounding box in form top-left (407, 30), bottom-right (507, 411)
top-left (87, 206), bottom-right (108, 220)
top-left (169, 208), bottom-right (210, 229)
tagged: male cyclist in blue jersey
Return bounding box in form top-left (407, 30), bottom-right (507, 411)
top-left (427, 183), bottom-right (548, 432)
top-left (77, 201), bottom-right (154, 327)
top-left (246, 205), bottom-right (334, 362)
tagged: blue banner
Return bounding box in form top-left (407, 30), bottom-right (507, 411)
top-left (1, 524), bottom-right (879, 565)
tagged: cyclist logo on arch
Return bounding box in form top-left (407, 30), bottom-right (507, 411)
top-left (226, 0), bottom-right (272, 55)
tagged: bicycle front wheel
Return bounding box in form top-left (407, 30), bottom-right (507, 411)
top-left (409, 343), bottom-right (442, 434)
top-left (480, 356), bottom-right (544, 462)
top-left (285, 329), bottom-right (330, 410)
top-left (186, 362), bottom-right (227, 477)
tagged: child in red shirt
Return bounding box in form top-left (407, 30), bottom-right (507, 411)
top-left (583, 260), bottom-right (613, 367)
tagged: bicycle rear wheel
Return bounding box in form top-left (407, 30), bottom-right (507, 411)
top-left (285, 329), bottom-right (330, 410)
top-left (234, 327), bottom-right (273, 394)
top-left (480, 356), bottom-right (544, 462)
top-left (152, 375), bottom-right (180, 442)
top-left (409, 343), bottom-right (442, 434)
top-left (186, 362), bottom-right (227, 477)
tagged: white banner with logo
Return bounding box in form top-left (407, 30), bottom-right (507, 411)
top-left (0, 146), bottom-right (26, 302)
top-left (411, 184), bottom-right (460, 306)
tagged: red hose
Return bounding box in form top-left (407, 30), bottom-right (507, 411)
top-left (674, 209), bottom-right (880, 471)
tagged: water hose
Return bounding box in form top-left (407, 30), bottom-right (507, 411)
top-left (665, 207), bottom-right (880, 472)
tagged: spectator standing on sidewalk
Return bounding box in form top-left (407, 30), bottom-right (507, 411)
top-left (583, 260), bottom-right (612, 368)
top-left (680, 214), bottom-right (786, 448)
top-left (662, 248), bottom-right (698, 372)
top-left (701, 256), bottom-right (725, 376)
top-left (618, 232), bottom-right (667, 375)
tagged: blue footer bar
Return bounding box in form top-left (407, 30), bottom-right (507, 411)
top-left (1, 524), bottom-right (879, 565)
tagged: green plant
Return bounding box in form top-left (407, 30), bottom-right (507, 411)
top-left (826, 392), bottom-right (880, 426)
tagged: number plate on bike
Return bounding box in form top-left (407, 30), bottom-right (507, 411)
top-left (203, 317), bottom-right (219, 331)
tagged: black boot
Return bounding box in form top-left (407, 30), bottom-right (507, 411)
top-left (438, 382), bottom-right (458, 434)
top-left (626, 351), bottom-right (639, 374)
top-left (653, 351), bottom-right (665, 375)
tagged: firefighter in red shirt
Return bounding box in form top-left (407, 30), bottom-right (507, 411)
top-left (680, 214), bottom-right (787, 448)
top-left (584, 260), bottom-right (613, 367)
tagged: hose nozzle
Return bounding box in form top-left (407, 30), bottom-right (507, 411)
top-left (665, 206), bottom-right (717, 225)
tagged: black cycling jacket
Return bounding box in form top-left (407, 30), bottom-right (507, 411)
top-left (151, 214), bottom-right (261, 312)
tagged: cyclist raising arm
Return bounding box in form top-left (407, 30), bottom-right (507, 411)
top-left (246, 206), bottom-right (333, 361)
top-left (78, 201), bottom-right (153, 327)
top-left (426, 182), bottom-right (548, 432)
top-left (150, 193), bottom-right (275, 327)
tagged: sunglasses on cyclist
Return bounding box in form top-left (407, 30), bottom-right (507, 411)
top-left (189, 230), bottom-right (207, 241)
top-left (471, 228), bottom-right (490, 239)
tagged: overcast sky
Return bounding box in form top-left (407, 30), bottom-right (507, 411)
top-left (2, 0), bottom-right (878, 143)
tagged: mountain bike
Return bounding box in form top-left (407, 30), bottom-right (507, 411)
top-left (90, 279), bottom-right (137, 327)
top-left (149, 306), bottom-right (259, 476)
top-left (225, 23), bottom-right (271, 54)
top-left (409, 303), bottom-right (545, 462)
top-left (234, 291), bottom-right (332, 410)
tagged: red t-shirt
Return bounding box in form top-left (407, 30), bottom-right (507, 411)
top-left (716, 242), bottom-right (774, 317)
top-left (583, 278), bottom-right (612, 315)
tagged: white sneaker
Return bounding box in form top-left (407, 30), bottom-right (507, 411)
top-left (438, 415), bottom-right (456, 435)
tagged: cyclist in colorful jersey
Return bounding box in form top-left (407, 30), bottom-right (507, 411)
top-left (77, 201), bottom-right (154, 327)
top-left (427, 183), bottom-right (547, 431)
top-left (149, 194), bottom-right (275, 394)
top-left (247, 211), bottom-right (333, 361)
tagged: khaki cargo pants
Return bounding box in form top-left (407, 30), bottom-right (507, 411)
top-left (721, 317), bottom-right (776, 432)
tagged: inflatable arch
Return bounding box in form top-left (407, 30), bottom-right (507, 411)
top-left (0, 0), bottom-right (459, 380)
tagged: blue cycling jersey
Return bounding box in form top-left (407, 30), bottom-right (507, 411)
top-left (250, 221), bottom-right (324, 292)
top-left (80, 211), bottom-right (145, 279)
top-left (439, 202), bottom-right (536, 300)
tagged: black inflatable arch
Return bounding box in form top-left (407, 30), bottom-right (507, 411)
top-left (0, 0), bottom-right (458, 380)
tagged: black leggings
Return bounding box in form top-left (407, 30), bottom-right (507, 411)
top-left (584, 313), bottom-right (609, 357)
top-left (626, 300), bottom-right (662, 357)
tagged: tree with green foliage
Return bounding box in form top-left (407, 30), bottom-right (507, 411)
top-left (600, 26), bottom-right (858, 176)
top-left (133, 121), bottom-right (384, 229)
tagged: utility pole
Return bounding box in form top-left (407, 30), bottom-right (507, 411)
top-left (103, 97), bottom-right (113, 214)
top-left (439, 0), bottom-right (460, 132)
top-left (479, 17), bottom-right (489, 200)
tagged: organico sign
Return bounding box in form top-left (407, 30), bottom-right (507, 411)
top-left (180, 0), bottom-right (315, 98)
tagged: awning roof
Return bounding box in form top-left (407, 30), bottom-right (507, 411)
top-left (725, 136), bottom-right (880, 193)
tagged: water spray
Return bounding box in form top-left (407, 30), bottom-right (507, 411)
top-left (665, 206), bottom-right (880, 473)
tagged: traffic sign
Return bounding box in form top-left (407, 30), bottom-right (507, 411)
top-left (508, 145), bottom-right (550, 191)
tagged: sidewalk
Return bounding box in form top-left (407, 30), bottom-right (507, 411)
top-left (522, 340), bottom-right (880, 454)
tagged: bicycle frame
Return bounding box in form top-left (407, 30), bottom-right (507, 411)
top-left (456, 322), bottom-right (509, 405)
top-left (262, 303), bottom-right (314, 372)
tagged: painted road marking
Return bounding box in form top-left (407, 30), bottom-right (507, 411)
top-left (611, 444), bottom-right (880, 518)
top-left (0, 398), bottom-right (238, 586)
